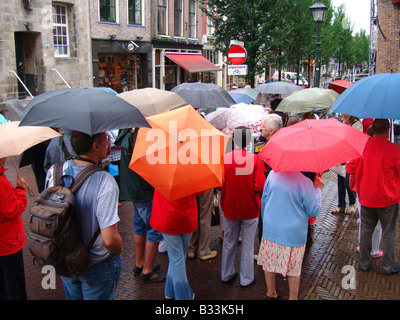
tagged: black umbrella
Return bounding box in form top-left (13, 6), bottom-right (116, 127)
top-left (171, 82), bottom-right (235, 109)
top-left (19, 88), bottom-right (150, 135)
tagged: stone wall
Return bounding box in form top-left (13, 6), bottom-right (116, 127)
top-left (0, 0), bottom-right (91, 115)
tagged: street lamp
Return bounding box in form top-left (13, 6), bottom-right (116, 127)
top-left (309, 1), bottom-right (328, 88)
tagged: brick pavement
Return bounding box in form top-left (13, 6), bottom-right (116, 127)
top-left (6, 157), bottom-right (400, 300)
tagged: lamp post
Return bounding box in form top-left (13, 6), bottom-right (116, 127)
top-left (309, 1), bottom-right (328, 88)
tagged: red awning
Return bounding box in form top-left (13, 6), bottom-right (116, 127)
top-left (166, 53), bottom-right (222, 73)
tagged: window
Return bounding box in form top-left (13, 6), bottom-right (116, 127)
top-left (207, 15), bottom-right (215, 37)
top-left (174, 0), bottom-right (183, 37)
top-left (188, 0), bottom-right (196, 38)
top-left (53, 4), bottom-right (69, 57)
top-left (100, 0), bottom-right (116, 22)
top-left (157, 0), bottom-right (167, 35)
top-left (128, 0), bottom-right (142, 25)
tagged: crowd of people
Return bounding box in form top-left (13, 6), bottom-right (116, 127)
top-left (1, 96), bottom-right (400, 301)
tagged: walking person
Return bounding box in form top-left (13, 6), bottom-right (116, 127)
top-left (45, 131), bottom-right (123, 299)
top-left (346, 119), bottom-right (400, 275)
top-left (220, 127), bottom-right (265, 287)
top-left (258, 171), bottom-right (324, 300)
top-left (0, 157), bottom-right (28, 300)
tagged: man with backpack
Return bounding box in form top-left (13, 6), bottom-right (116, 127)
top-left (43, 131), bottom-right (123, 300)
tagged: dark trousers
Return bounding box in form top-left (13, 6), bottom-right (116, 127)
top-left (337, 173), bottom-right (355, 208)
top-left (0, 249), bottom-right (27, 300)
top-left (360, 204), bottom-right (399, 274)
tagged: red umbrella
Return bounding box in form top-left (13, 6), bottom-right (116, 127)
top-left (328, 80), bottom-right (353, 94)
top-left (258, 118), bottom-right (370, 174)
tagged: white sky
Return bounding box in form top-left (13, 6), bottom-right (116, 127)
top-left (330, 0), bottom-right (371, 34)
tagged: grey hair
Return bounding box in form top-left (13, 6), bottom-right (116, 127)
top-left (264, 113), bottom-right (283, 132)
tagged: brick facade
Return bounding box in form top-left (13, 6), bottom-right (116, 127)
top-left (376, 0), bottom-right (400, 73)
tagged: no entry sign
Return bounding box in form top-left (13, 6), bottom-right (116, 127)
top-left (227, 45), bottom-right (247, 65)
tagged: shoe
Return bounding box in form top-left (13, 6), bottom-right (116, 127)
top-left (187, 251), bottom-right (196, 259)
top-left (331, 207), bottom-right (345, 214)
top-left (382, 266), bottom-right (400, 275)
top-left (356, 246), bottom-right (384, 258)
top-left (266, 292), bottom-right (281, 300)
top-left (133, 263), bottom-right (160, 276)
top-left (140, 271), bottom-right (166, 283)
top-left (222, 272), bottom-right (238, 283)
top-left (346, 204), bottom-right (357, 214)
top-left (200, 250), bottom-right (218, 261)
top-left (372, 251), bottom-right (383, 258)
top-left (240, 276), bottom-right (256, 288)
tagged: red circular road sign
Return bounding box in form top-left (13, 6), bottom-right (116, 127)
top-left (227, 45), bottom-right (247, 65)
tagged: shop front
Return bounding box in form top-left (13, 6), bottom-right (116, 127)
top-left (92, 39), bottom-right (152, 93)
top-left (152, 39), bottom-right (222, 91)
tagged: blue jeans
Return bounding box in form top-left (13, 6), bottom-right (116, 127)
top-left (61, 254), bottom-right (122, 300)
top-left (162, 233), bottom-right (193, 300)
top-left (133, 201), bottom-right (162, 243)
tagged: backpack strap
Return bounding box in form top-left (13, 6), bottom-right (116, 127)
top-left (70, 164), bottom-right (104, 194)
top-left (53, 161), bottom-right (65, 186)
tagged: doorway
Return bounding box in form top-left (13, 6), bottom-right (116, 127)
top-left (14, 32), bottom-right (41, 99)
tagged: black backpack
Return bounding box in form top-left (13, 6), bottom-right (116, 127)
top-left (28, 161), bottom-right (103, 277)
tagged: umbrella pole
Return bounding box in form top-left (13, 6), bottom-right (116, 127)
top-left (11, 157), bottom-right (34, 197)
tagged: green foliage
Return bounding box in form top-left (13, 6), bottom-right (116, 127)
top-left (201, 0), bottom-right (369, 85)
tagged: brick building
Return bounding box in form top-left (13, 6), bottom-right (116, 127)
top-left (0, 0), bottom-right (92, 119)
top-left (376, 0), bottom-right (400, 73)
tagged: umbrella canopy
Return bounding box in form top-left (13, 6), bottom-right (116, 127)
top-left (328, 80), bottom-right (353, 94)
top-left (228, 92), bottom-right (255, 104)
top-left (228, 88), bottom-right (260, 100)
top-left (0, 121), bottom-right (61, 158)
top-left (332, 73), bottom-right (400, 119)
top-left (19, 88), bottom-right (150, 135)
top-left (206, 103), bottom-right (268, 137)
top-left (171, 82), bottom-right (235, 109)
top-left (129, 105), bottom-right (229, 201)
top-left (257, 118), bottom-right (370, 174)
top-left (255, 81), bottom-right (304, 95)
top-left (276, 88), bottom-right (339, 114)
top-left (117, 88), bottom-right (188, 117)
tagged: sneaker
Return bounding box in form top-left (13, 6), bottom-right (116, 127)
top-left (200, 250), bottom-right (218, 261)
top-left (140, 271), bottom-right (166, 283)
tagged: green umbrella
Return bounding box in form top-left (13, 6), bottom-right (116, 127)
top-left (276, 88), bottom-right (339, 114)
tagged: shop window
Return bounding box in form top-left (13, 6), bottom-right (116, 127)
top-left (98, 54), bottom-right (141, 93)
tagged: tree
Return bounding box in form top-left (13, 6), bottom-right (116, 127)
top-left (201, 0), bottom-right (280, 87)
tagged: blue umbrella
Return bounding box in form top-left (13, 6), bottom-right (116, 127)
top-left (228, 92), bottom-right (255, 104)
top-left (332, 73), bottom-right (400, 119)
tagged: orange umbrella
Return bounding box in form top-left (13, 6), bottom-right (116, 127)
top-left (328, 80), bottom-right (353, 94)
top-left (129, 105), bottom-right (229, 201)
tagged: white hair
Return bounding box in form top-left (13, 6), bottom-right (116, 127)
top-left (264, 113), bottom-right (283, 132)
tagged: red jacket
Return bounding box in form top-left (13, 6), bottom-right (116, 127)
top-left (221, 150), bottom-right (265, 220)
top-left (151, 190), bottom-right (198, 235)
top-left (346, 136), bottom-right (400, 207)
top-left (0, 168), bottom-right (27, 256)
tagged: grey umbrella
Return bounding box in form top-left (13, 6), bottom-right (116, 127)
top-left (171, 82), bottom-right (235, 109)
top-left (19, 87), bottom-right (150, 135)
top-left (255, 81), bottom-right (304, 95)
